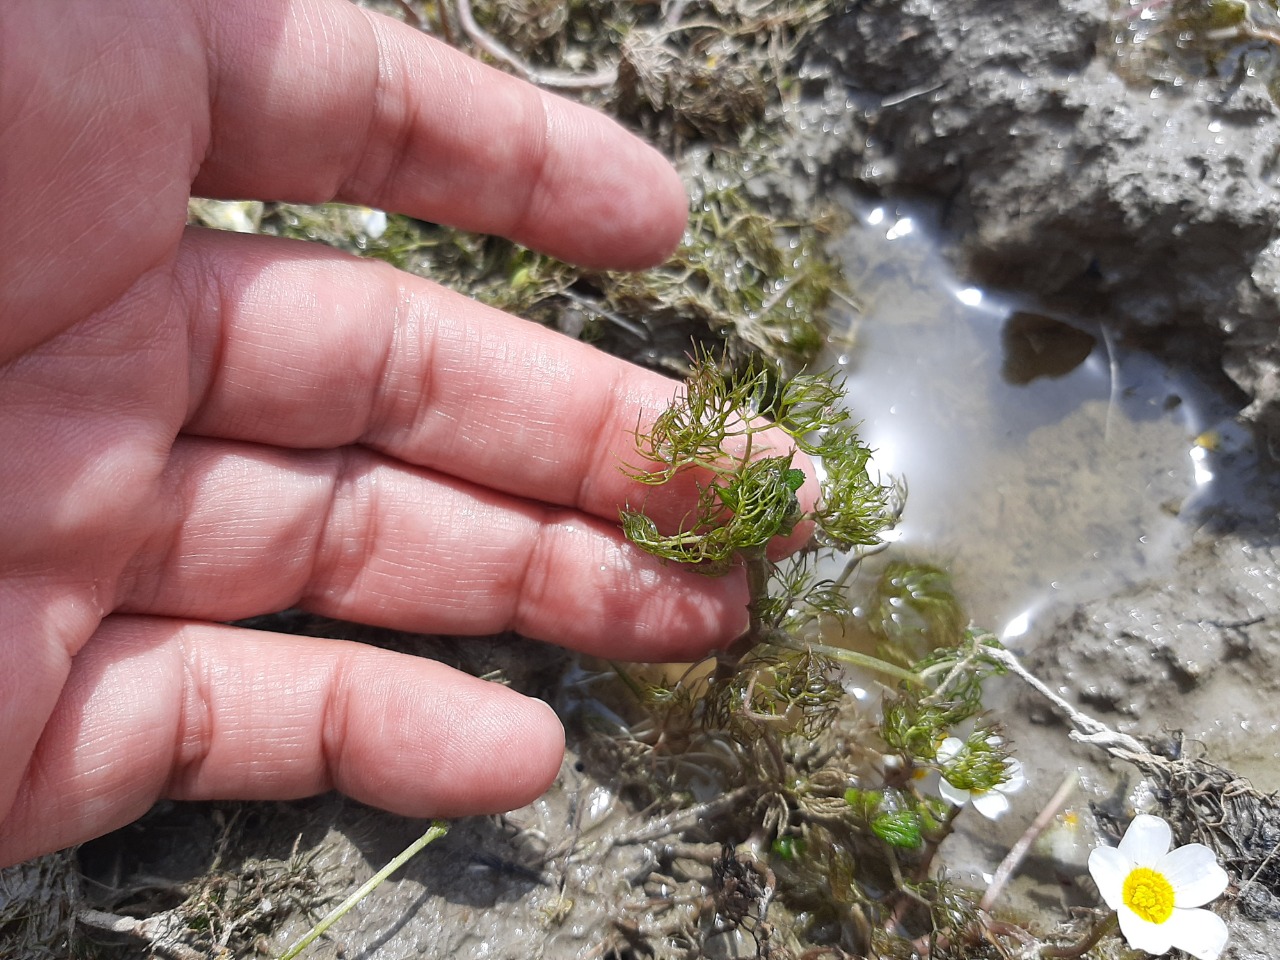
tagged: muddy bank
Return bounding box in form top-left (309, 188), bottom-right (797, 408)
top-left (801, 0), bottom-right (1280, 432)
top-left (794, 3), bottom-right (1280, 957)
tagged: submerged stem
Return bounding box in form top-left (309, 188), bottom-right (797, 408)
top-left (713, 551), bottom-right (774, 680)
top-left (1039, 911), bottom-right (1119, 959)
top-left (980, 772), bottom-right (1078, 912)
top-left (768, 633), bottom-right (921, 686)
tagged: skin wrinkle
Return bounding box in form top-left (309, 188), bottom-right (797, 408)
top-left (291, 8), bottom-right (357, 197)
top-left (409, 680), bottom-right (494, 798)
top-left (243, 272), bottom-right (324, 389)
top-left (168, 624), bottom-right (217, 798)
top-left (117, 273), bottom-right (193, 421)
top-left (429, 310), bottom-right (497, 455)
top-left (512, 517), bottom-right (592, 643)
top-left (174, 232), bottom-right (232, 426)
top-left (313, 7), bottom-right (382, 198)
top-left (194, 0), bottom-right (251, 189)
top-left (368, 277), bottom-right (443, 451)
top-left (319, 648), bottom-right (356, 800)
top-left (34, 42), bottom-right (116, 222)
top-left (239, 664), bottom-right (324, 789)
top-left (344, 10), bottom-right (420, 211)
top-left (507, 503), bottom-right (565, 640)
top-left (125, 464), bottom-right (191, 615)
top-left (2, 11), bottom-right (179, 358)
top-left (503, 88), bottom-right (558, 254)
top-left (574, 363), bottom-right (640, 515)
top-left (115, 441), bottom-right (228, 616)
top-left (208, 457), bottom-right (317, 565)
top-left (186, 3), bottom-right (216, 184)
top-left (402, 494), bottom-right (522, 621)
top-left (460, 330), bottom-right (589, 489)
top-left (67, 278), bottom-right (181, 397)
top-left (364, 279), bottom-right (414, 447)
top-left (514, 346), bottom-right (586, 459)
top-left (63, 56), bottom-right (189, 333)
top-left (301, 445), bottom-right (379, 615)
top-left (110, 348), bottom-right (192, 614)
top-left (193, 3), bottom-right (288, 197)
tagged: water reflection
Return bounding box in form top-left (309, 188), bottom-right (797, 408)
top-left (824, 196), bottom-right (1239, 641)
top-left (1000, 312), bottom-right (1096, 385)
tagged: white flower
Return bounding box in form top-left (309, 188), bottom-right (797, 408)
top-left (936, 736), bottom-right (1025, 820)
top-left (1088, 814), bottom-right (1229, 960)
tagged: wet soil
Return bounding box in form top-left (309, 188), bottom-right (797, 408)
top-left (797, 2), bottom-right (1280, 956)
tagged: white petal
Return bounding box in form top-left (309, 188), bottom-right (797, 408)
top-left (936, 737), bottom-right (963, 762)
top-left (938, 778), bottom-right (968, 807)
top-left (1159, 908), bottom-right (1229, 960)
top-left (972, 789), bottom-right (1011, 820)
top-left (1117, 906), bottom-right (1175, 956)
top-left (1088, 845), bottom-right (1132, 909)
top-left (1119, 814), bottom-right (1172, 866)
top-left (1160, 844), bottom-right (1229, 907)
top-left (999, 758), bottom-right (1026, 794)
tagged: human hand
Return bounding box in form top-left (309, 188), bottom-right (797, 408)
top-left (0, 0), bottom-right (789, 866)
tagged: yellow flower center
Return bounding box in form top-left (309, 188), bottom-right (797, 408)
top-left (1122, 866), bottom-right (1176, 924)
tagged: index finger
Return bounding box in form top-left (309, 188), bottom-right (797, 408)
top-left (193, 0), bottom-right (687, 269)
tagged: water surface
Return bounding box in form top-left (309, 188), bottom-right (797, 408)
top-left (823, 196), bottom-right (1239, 642)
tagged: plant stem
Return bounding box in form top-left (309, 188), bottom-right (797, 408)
top-left (768, 634), bottom-right (921, 686)
top-left (882, 804), bottom-right (962, 932)
top-left (713, 550), bottom-right (773, 680)
top-left (1039, 911), bottom-right (1119, 959)
top-left (276, 820), bottom-right (449, 960)
top-left (744, 550), bottom-right (771, 637)
top-left (980, 772), bottom-right (1078, 912)
top-left (714, 551), bottom-right (922, 686)
top-left (452, 0), bottom-right (617, 88)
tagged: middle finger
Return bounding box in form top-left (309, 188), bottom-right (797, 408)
top-left (175, 228), bottom-right (711, 529)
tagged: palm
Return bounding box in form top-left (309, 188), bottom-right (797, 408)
top-left (0, 0), bottom-right (745, 867)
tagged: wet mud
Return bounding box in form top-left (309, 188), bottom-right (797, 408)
top-left (799, 2), bottom-right (1280, 957)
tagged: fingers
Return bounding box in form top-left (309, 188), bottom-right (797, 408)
top-left (193, 0), bottom-right (687, 269)
top-left (0, 616), bottom-right (565, 866)
top-left (175, 228), bottom-right (810, 538)
top-left (118, 437), bottom-right (750, 661)
top-left (2, 0), bottom-right (684, 364)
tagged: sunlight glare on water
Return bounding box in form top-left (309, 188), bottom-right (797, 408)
top-left (823, 196), bottom-right (1236, 643)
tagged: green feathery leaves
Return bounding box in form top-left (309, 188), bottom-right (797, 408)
top-left (623, 351), bottom-right (896, 570)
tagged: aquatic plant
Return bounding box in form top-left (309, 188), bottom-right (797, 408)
top-left (936, 735), bottom-right (1026, 821)
top-left (622, 349), bottom-right (890, 594)
top-left (596, 352), bottom-right (1033, 954)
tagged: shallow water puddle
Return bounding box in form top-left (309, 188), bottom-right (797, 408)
top-left (818, 196), bottom-right (1267, 906)
top-left (823, 195), bottom-right (1238, 642)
